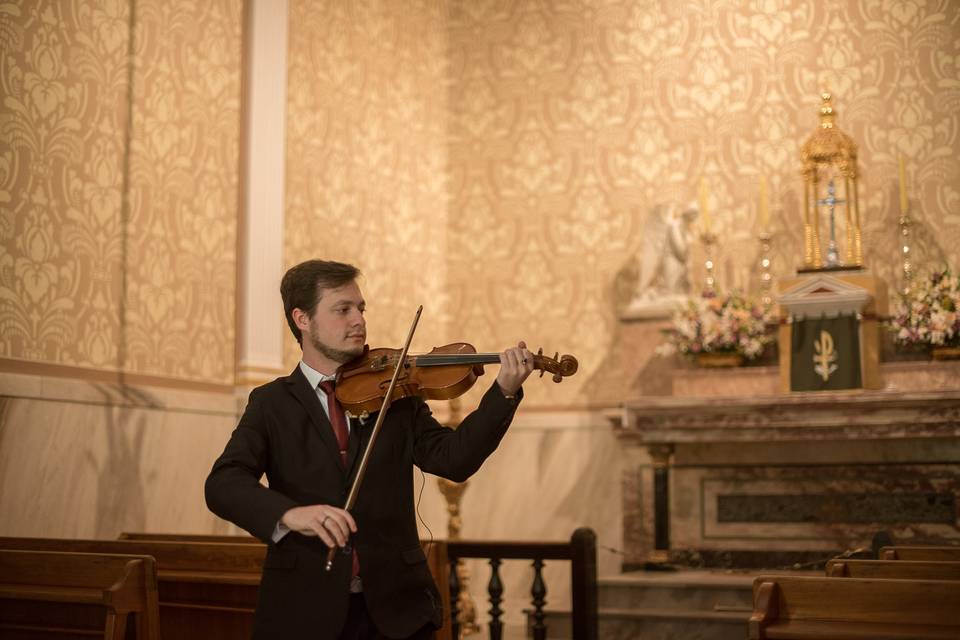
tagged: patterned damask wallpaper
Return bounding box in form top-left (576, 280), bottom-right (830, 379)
top-left (284, 0), bottom-right (452, 366)
top-left (443, 0), bottom-right (960, 406)
top-left (4, 1), bottom-right (957, 401)
top-left (284, 0), bottom-right (959, 407)
top-left (0, 0), bottom-right (241, 384)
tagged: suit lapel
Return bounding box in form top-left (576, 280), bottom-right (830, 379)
top-left (284, 366), bottom-right (346, 472)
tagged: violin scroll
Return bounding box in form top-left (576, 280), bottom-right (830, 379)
top-left (533, 347), bottom-right (578, 383)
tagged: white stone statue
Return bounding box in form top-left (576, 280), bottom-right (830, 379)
top-left (625, 202), bottom-right (699, 318)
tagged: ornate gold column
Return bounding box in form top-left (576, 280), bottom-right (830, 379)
top-left (436, 398), bottom-right (480, 637)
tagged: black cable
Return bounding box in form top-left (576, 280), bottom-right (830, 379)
top-left (415, 467), bottom-right (434, 549)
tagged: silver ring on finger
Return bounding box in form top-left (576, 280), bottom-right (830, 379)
top-left (321, 516), bottom-right (330, 529)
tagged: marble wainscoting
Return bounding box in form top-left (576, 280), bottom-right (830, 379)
top-left (0, 370), bottom-right (247, 539)
top-left (613, 381), bottom-right (960, 569)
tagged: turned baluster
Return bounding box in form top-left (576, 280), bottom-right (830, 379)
top-left (530, 557), bottom-right (547, 640)
top-left (487, 557), bottom-right (503, 640)
top-left (449, 557), bottom-right (461, 639)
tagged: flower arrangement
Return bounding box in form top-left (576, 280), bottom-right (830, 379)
top-left (889, 267), bottom-right (960, 348)
top-left (658, 292), bottom-right (774, 361)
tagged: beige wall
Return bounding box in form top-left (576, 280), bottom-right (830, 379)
top-left (0, 0), bottom-right (246, 545)
top-left (283, 0), bottom-right (452, 367)
top-left (0, 0), bottom-right (242, 386)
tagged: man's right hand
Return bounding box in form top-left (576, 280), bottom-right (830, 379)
top-left (281, 505), bottom-right (357, 549)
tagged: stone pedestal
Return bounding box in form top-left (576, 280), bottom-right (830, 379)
top-left (611, 361), bottom-right (960, 569)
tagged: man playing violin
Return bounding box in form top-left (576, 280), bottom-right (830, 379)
top-left (205, 259), bottom-right (534, 640)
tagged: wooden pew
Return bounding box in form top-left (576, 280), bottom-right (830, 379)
top-left (880, 545), bottom-right (960, 562)
top-left (0, 549), bottom-right (160, 640)
top-left (1, 536), bottom-right (453, 640)
top-left (827, 558), bottom-right (960, 580)
top-left (0, 538), bottom-right (263, 640)
top-left (118, 532), bottom-right (260, 544)
top-left (749, 574), bottom-right (960, 639)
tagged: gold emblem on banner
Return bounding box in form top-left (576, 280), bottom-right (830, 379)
top-left (814, 330), bottom-right (839, 381)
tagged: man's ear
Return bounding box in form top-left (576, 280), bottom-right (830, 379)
top-left (292, 307), bottom-right (311, 332)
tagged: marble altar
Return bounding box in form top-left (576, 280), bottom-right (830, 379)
top-left (610, 359), bottom-right (960, 569)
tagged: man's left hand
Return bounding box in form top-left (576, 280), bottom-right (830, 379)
top-left (496, 341), bottom-right (534, 397)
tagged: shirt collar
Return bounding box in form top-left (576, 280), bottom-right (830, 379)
top-left (299, 360), bottom-right (336, 389)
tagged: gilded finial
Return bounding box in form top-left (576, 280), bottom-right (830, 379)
top-left (819, 91), bottom-right (835, 129)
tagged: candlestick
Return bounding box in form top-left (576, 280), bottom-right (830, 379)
top-left (758, 231), bottom-right (773, 309)
top-left (699, 229), bottom-right (717, 297)
top-left (699, 178), bottom-right (710, 231)
top-left (899, 214), bottom-right (913, 296)
top-left (898, 154), bottom-right (909, 216)
top-left (760, 176), bottom-right (769, 230)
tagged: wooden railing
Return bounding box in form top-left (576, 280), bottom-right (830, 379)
top-left (446, 527), bottom-right (597, 640)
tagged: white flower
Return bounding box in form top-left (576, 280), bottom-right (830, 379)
top-left (890, 267), bottom-right (960, 348)
top-left (659, 292), bottom-right (774, 360)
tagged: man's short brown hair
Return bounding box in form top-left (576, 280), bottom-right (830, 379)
top-left (280, 260), bottom-right (360, 345)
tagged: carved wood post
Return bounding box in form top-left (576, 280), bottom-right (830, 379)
top-left (487, 557), bottom-right (503, 640)
top-left (570, 528), bottom-right (599, 640)
top-left (437, 398), bottom-right (480, 638)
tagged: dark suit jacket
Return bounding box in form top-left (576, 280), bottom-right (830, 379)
top-left (205, 365), bottom-right (520, 639)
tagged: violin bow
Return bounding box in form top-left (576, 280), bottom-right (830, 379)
top-left (325, 304), bottom-right (423, 571)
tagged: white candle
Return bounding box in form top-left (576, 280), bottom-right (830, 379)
top-left (699, 178), bottom-right (710, 231)
top-left (760, 175), bottom-right (769, 230)
top-left (898, 154), bottom-right (909, 216)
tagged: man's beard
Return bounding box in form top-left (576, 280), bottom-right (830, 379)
top-left (310, 334), bottom-right (364, 365)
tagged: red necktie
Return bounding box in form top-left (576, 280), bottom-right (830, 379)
top-left (318, 380), bottom-right (360, 579)
top-left (318, 380), bottom-right (349, 467)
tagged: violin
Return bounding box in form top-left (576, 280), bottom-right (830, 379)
top-left (324, 305), bottom-right (577, 572)
top-left (335, 342), bottom-right (578, 418)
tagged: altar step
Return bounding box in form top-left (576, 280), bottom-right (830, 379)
top-left (528, 569), bottom-right (759, 640)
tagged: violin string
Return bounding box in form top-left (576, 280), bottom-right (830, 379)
top-left (393, 354), bottom-right (500, 364)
